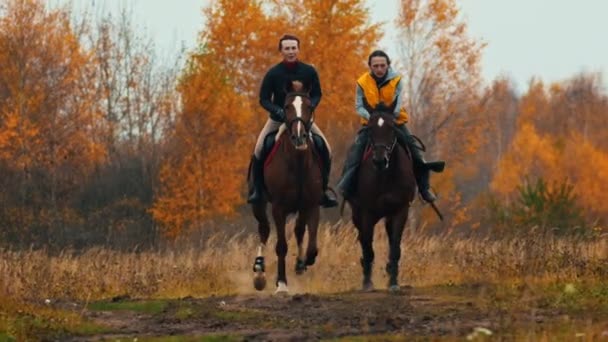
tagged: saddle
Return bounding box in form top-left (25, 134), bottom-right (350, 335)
top-left (261, 128), bottom-right (326, 168)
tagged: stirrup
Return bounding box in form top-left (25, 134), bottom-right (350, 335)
top-left (418, 186), bottom-right (437, 203)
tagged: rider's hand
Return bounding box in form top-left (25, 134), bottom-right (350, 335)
top-left (271, 108), bottom-right (286, 122)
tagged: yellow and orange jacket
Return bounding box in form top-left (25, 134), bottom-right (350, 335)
top-left (355, 68), bottom-right (409, 125)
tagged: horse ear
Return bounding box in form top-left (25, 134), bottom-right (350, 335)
top-left (301, 80), bottom-right (312, 94)
top-left (284, 79), bottom-right (293, 93)
top-left (285, 79), bottom-right (306, 93)
top-left (375, 102), bottom-right (391, 114)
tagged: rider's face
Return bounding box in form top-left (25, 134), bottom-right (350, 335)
top-left (369, 56), bottom-right (389, 78)
top-left (280, 40), bottom-right (299, 62)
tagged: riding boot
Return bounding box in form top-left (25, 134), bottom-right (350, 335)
top-left (395, 125), bottom-right (445, 203)
top-left (318, 145), bottom-right (338, 208)
top-left (337, 129), bottom-right (369, 199)
top-left (247, 155), bottom-right (264, 204)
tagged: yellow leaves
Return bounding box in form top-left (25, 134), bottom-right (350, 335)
top-left (491, 123), bottom-right (556, 195)
top-left (400, 0), bottom-right (420, 27)
top-left (152, 0), bottom-right (382, 236)
top-left (428, 0), bottom-right (456, 24)
top-left (152, 51), bottom-right (252, 237)
top-left (562, 136), bottom-right (608, 214)
top-left (492, 116), bottom-right (608, 216)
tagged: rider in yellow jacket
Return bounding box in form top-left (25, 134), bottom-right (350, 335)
top-left (337, 50), bottom-right (445, 202)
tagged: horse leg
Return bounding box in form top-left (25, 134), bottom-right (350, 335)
top-left (357, 213), bottom-right (378, 292)
top-left (252, 201), bottom-right (269, 291)
top-left (305, 207), bottom-right (320, 267)
top-left (294, 212), bottom-right (307, 274)
top-left (385, 207), bottom-right (409, 292)
top-left (272, 205), bottom-right (289, 293)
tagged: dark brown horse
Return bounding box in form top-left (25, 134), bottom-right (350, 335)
top-left (249, 81), bottom-right (323, 294)
top-left (343, 108), bottom-right (416, 292)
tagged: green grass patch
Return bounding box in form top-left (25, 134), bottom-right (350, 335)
top-left (174, 306), bottom-right (195, 320)
top-left (211, 309), bottom-right (265, 322)
top-left (88, 299), bottom-right (168, 314)
top-left (0, 333), bottom-right (16, 342)
top-left (0, 311), bottom-right (108, 341)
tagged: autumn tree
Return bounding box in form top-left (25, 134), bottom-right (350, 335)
top-left (394, 0), bottom-right (486, 231)
top-left (396, 0), bottom-right (485, 158)
top-left (0, 0), bottom-right (105, 244)
top-left (277, 0), bottom-right (382, 158)
top-left (81, 6), bottom-right (182, 246)
top-left (491, 75), bottom-right (608, 224)
top-left (152, 0), bottom-right (381, 235)
top-left (151, 52), bottom-right (252, 238)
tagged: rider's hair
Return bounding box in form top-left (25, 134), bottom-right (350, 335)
top-left (367, 50), bottom-right (391, 66)
top-left (278, 34), bottom-right (300, 51)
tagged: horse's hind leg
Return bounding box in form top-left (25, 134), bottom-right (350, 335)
top-left (305, 207), bottom-right (320, 267)
top-left (252, 202), bottom-right (270, 291)
top-left (385, 207), bottom-right (409, 292)
top-left (294, 212), bottom-right (307, 274)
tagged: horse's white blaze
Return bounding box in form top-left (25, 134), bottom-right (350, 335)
top-left (294, 96), bottom-right (303, 136)
top-left (378, 117), bottom-right (385, 127)
top-left (257, 243), bottom-right (265, 257)
top-left (275, 281), bottom-right (289, 293)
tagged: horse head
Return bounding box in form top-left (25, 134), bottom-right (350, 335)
top-left (283, 80), bottom-right (314, 151)
top-left (366, 102), bottom-right (398, 171)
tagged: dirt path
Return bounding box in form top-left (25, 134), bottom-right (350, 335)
top-left (63, 285), bottom-right (562, 341)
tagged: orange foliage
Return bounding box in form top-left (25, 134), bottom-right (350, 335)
top-left (291, 0), bottom-right (382, 147)
top-left (151, 52), bottom-right (252, 237)
top-left (0, 0), bottom-right (105, 193)
top-left (396, 0), bottom-right (485, 228)
top-left (152, 0), bottom-right (381, 235)
top-left (491, 123), bottom-right (559, 196)
top-left (396, 0), bottom-right (485, 145)
top-left (491, 78), bottom-right (608, 217)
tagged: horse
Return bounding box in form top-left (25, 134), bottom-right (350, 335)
top-left (249, 80), bottom-right (323, 294)
top-left (342, 107), bottom-right (417, 292)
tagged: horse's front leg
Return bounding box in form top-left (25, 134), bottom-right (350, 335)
top-left (357, 212), bottom-right (378, 292)
top-left (272, 205), bottom-right (289, 293)
top-left (305, 207), bottom-right (320, 267)
top-left (252, 202), bottom-right (269, 291)
top-left (385, 206), bottom-right (409, 292)
top-left (294, 212), bottom-right (307, 274)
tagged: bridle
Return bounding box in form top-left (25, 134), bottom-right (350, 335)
top-left (284, 92), bottom-right (314, 143)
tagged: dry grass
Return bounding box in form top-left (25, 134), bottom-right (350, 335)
top-left (1, 221), bottom-right (607, 303)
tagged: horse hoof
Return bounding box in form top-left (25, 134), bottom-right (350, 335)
top-left (362, 282), bottom-right (374, 292)
top-left (295, 259), bottom-right (307, 274)
top-left (275, 281), bottom-right (289, 294)
top-left (305, 255), bottom-right (317, 266)
top-left (389, 284), bottom-right (400, 293)
top-left (253, 272), bottom-right (266, 291)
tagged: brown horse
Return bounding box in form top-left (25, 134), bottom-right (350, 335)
top-left (249, 81), bottom-right (323, 294)
top-left (343, 108), bottom-right (416, 292)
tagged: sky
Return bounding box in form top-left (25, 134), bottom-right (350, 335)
top-left (54, 0), bottom-right (608, 92)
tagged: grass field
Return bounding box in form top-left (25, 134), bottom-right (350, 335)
top-left (1, 222), bottom-right (607, 340)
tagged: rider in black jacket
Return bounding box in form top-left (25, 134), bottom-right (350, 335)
top-left (248, 34), bottom-right (337, 208)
